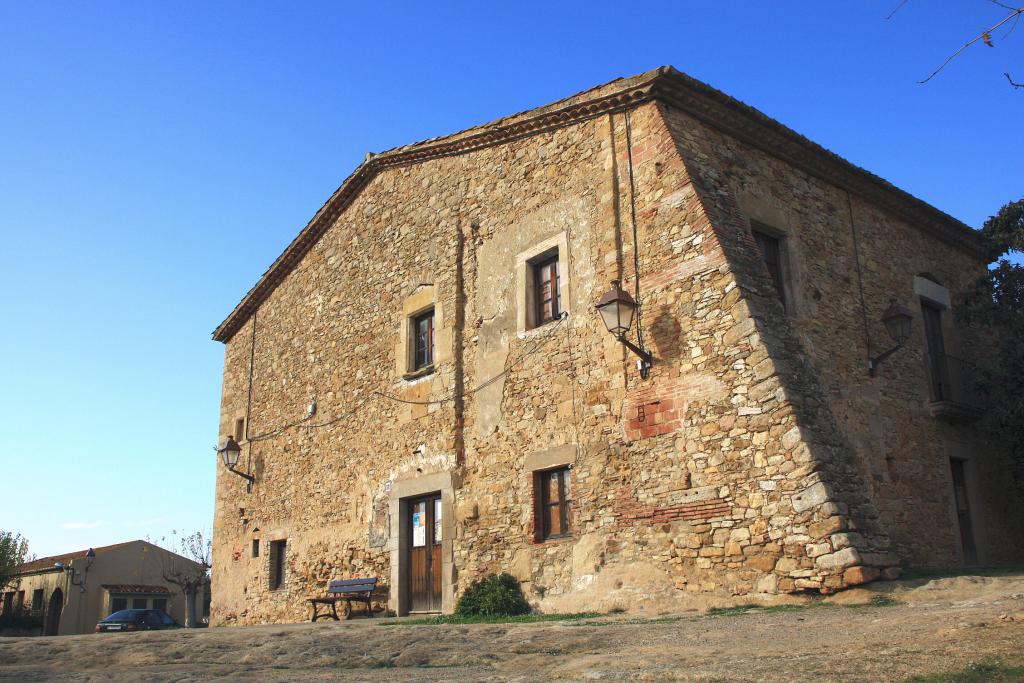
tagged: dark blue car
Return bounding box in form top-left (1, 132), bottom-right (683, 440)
top-left (95, 609), bottom-right (180, 632)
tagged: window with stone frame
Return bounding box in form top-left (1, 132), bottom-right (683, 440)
top-left (410, 308), bottom-right (435, 372)
top-left (269, 539), bottom-right (287, 590)
top-left (751, 223), bottom-right (787, 310)
top-left (534, 467), bottom-right (572, 541)
top-left (531, 250), bottom-right (561, 328)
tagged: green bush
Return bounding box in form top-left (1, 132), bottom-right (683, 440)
top-left (455, 573), bottom-right (530, 617)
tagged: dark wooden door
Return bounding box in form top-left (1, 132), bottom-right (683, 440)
top-left (950, 459), bottom-right (978, 564)
top-left (407, 494), bottom-right (442, 612)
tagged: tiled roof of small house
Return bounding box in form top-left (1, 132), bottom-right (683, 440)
top-left (212, 65), bottom-right (986, 343)
top-left (15, 540), bottom-right (141, 575)
top-left (101, 584), bottom-right (173, 594)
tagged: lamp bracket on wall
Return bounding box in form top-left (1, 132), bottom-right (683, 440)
top-left (619, 335), bottom-right (653, 380)
top-left (867, 299), bottom-right (915, 377)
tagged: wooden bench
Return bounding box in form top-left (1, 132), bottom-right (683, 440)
top-left (309, 578), bottom-right (378, 622)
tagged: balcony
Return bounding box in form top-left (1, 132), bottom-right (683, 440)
top-left (924, 352), bottom-right (984, 422)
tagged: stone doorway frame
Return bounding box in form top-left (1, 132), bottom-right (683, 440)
top-left (389, 471), bottom-right (457, 616)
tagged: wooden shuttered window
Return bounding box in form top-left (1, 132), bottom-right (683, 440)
top-left (533, 254), bottom-right (561, 326)
top-left (535, 467), bottom-right (571, 541)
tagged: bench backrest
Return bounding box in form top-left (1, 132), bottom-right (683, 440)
top-left (327, 578), bottom-right (377, 595)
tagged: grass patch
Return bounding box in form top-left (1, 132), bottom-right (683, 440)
top-left (845, 595), bottom-right (900, 608)
top-left (377, 612), bottom-right (601, 626)
top-left (706, 595), bottom-right (899, 618)
top-left (381, 596), bottom-right (901, 628)
top-left (899, 566), bottom-right (1024, 582)
top-left (570, 615), bottom-right (689, 627)
top-left (905, 659), bottom-right (1024, 682)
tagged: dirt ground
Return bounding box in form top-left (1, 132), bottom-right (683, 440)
top-left (2, 574), bottom-right (1023, 682)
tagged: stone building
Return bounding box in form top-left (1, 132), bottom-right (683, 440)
top-left (4, 540), bottom-right (206, 635)
top-left (210, 66), bottom-right (1023, 624)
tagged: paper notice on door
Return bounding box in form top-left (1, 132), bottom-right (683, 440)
top-left (412, 511), bottom-right (425, 546)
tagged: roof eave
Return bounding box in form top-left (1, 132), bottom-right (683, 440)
top-left (211, 66), bottom-right (985, 344)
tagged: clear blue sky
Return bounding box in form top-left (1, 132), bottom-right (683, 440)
top-left (1, 1), bottom-right (1021, 558)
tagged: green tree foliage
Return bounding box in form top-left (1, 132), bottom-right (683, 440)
top-left (455, 573), bottom-right (530, 617)
top-left (980, 199), bottom-right (1024, 259)
top-left (959, 198), bottom-right (1024, 477)
top-left (0, 532), bottom-right (30, 591)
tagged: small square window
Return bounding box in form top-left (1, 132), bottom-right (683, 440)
top-left (111, 597), bottom-right (128, 613)
top-left (132, 598), bottom-right (148, 609)
top-left (152, 598), bottom-right (168, 613)
top-left (531, 253), bottom-right (561, 328)
top-left (410, 308), bottom-right (435, 371)
top-left (535, 467), bottom-right (572, 541)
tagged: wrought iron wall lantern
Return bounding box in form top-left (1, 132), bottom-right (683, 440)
top-left (595, 279), bottom-right (653, 379)
top-left (868, 299), bottom-right (914, 376)
top-left (54, 547), bottom-right (95, 593)
top-left (218, 435), bottom-right (255, 485)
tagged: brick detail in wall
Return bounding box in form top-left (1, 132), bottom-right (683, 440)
top-left (615, 487), bottom-right (731, 526)
top-left (626, 399), bottom-right (683, 441)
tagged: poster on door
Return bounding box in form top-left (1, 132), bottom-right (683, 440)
top-left (412, 511), bottom-right (425, 547)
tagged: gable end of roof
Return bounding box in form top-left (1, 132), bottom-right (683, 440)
top-left (212, 66), bottom-right (985, 344)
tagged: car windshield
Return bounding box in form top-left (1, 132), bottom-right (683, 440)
top-left (103, 610), bottom-right (146, 621)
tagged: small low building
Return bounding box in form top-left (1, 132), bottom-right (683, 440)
top-left (1, 540), bottom-right (207, 635)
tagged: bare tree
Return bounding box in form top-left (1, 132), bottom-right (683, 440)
top-left (157, 531), bottom-right (211, 628)
top-left (892, 1), bottom-right (1024, 87)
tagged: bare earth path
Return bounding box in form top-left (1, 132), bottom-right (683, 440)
top-left (2, 575), bottom-right (1023, 682)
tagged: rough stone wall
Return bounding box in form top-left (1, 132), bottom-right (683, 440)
top-left (212, 90), bottom-right (1019, 626)
top-left (658, 102), bottom-right (1024, 568)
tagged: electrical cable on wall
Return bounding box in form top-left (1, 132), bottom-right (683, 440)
top-left (623, 109), bottom-right (645, 350)
top-left (242, 311), bottom-right (568, 444)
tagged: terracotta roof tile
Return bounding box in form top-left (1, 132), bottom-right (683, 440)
top-left (15, 540), bottom-right (142, 575)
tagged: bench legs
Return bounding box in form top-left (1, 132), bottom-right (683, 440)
top-left (344, 598), bottom-right (372, 620)
top-left (310, 595), bottom-right (375, 622)
top-left (310, 600), bottom-right (340, 622)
